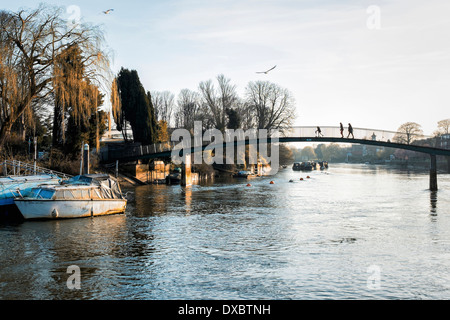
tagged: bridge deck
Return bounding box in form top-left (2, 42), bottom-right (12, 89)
top-left (101, 126), bottom-right (450, 163)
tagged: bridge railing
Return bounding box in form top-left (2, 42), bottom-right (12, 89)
top-left (102, 126), bottom-right (435, 162)
top-left (285, 126), bottom-right (432, 144)
top-left (1, 160), bottom-right (73, 179)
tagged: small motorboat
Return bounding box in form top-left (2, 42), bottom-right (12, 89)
top-left (14, 174), bottom-right (127, 220)
top-left (166, 168), bottom-right (182, 184)
top-left (232, 170), bottom-right (257, 179)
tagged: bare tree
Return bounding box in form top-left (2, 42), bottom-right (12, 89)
top-left (245, 81), bottom-right (296, 131)
top-left (151, 91), bottom-right (175, 127)
top-left (199, 74), bottom-right (238, 132)
top-left (436, 119), bottom-right (450, 136)
top-left (235, 100), bottom-right (256, 130)
top-left (175, 88), bottom-right (200, 133)
top-left (393, 122), bottom-right (424, 145)
top-left (0, 4), bottom-right (111, 151)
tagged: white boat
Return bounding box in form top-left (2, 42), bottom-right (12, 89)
top-left (14, 174), bottom-right (127, 220)
top-left (0, 175), bottom-right (62, 219)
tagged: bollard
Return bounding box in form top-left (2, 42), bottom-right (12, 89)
top-left (83, 144), bottom-right (90, 175)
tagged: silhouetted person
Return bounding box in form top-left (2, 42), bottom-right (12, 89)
top-left (315, 126), bottom-right (324, 137)
top-left (340, 122), bottom-right (344, 138)
top-left (347, 123), bottom-right (354, 139)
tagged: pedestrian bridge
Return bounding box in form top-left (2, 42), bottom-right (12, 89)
top-left (101, 126), bottom-right (450, 162)
top-left (100, 126), bottom-right (450, 191)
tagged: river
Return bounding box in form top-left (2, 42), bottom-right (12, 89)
top-left (1, 163), bottom-right (450, 300)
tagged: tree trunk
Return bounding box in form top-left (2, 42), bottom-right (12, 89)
top-left (0, 119), bottom-right (13, 153)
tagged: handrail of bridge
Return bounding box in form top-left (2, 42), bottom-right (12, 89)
top-left (285, 126), bottom-right (433, 143)
top-left (1, 160), bottom-right (73, 179)
top-left (102, 126), bottom-right (442, 162)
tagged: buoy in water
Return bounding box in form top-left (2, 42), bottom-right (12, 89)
top-left (307, 176), bottom-right (311, 179)
top-left (270, 181), bottom-right (275, 184)
top-left (300, 178), bottom-right (304, 181)
top-left (246, 183), bottom-right (252, 187)
top-left (289, 179), bottom-right (294, 183)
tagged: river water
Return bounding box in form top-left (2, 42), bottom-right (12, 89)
top-left (1, 163), bottom-right (450, 300)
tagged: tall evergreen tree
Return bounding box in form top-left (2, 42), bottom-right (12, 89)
top-left (116, 68), bottom-right (157, 145)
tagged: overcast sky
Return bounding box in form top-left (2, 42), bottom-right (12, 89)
top-left (4, 0), bottom-right (450, 134)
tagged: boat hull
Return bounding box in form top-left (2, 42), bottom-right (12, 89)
top-left (14, 199), bottom-right (127, 220)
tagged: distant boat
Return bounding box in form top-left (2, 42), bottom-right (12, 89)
top-left (318, 161), bottom-right (329, 170)
top-left (233, 171), bottom-right (257, 179)
top-left (0, 175), bottom-right (62, 220)
top-left (166, 168), bottom-right (182, 185)
top-left (292, 162), bottom-right (313, 171)
top-left (14, 174), bottom-right (127, 220)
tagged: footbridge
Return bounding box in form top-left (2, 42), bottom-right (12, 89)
top-left (100, 126), bottom-right (450, 190)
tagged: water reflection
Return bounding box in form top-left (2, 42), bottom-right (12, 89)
top-left (182, 186), bottom-right (192, 215)
top-left (430, 191), bottom-right (438, 216)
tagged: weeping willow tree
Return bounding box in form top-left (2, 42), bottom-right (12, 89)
top-left (53, 45), bottom-right (103, 151)
top-left (0, 4), bottom-right (111, 153)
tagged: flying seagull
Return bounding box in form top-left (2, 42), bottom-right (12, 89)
top-left (256, 65), bottom-right (277, 74)
top-left (103, 9), bottom-right (114, 14)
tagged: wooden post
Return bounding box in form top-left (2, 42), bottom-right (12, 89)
top-left (80, 142), bottom-right (84, 175)
top-left (430, 154), bottom-right (438, 191)
top-left (181, 153), bottom-right (192, 187)
top-left (33, 137), bottom-right (37, 175)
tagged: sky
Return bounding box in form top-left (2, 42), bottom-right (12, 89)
top-left (3, 0), bottom-right (450, 135)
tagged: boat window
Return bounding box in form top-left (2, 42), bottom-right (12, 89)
top-left (63, 190), bottom-right (75, 199)
top-left (28, 188), bottom-right (41, 198)
top-left (68, 189), bottom-right (88, 199)
top-left (90, 188), bottom-right (102, 199)
top-left (39, 189), bottom-right (55, 199)
top-left (82, 189), bottom-right (90, 199)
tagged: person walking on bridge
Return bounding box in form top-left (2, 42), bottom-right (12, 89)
top-left (347, 123), bottom-right (354, 139)
top-left (340, 122), bottom-right (344, 138)
top-left (315, 126), bottom-right (324, 137)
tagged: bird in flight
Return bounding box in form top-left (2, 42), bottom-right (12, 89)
top-left (103, 9), bottom-right (114, 14)
top-left (256, 65), bottom-right (277, 74)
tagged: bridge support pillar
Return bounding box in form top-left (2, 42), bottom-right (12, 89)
top-left (181, 154), bottom-right (192, 187)
top-left (447, 156), bottom-right (450, 174)
top-left (430, 154), bottom-right (438, 191)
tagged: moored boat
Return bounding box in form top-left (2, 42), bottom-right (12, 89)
top-left (232, 170), bottom-right (257, 179)
top-left (0, 175), bottom-right (62, 220)
top-left (14, 174), bottom-right (127, 220)
top-left (292, 162), bottom-right (313, 171)
top-left (318, 161), bottom-right (329, 170)
top-left (166, 170), bottom-right (181, 184)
